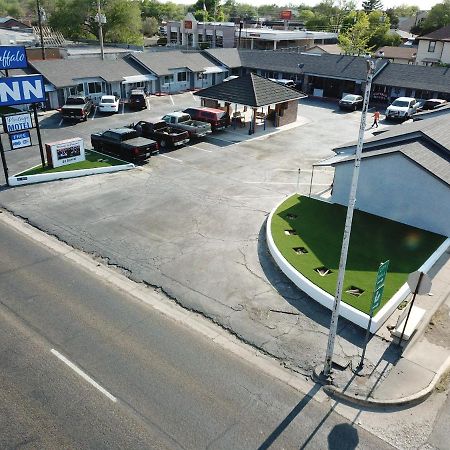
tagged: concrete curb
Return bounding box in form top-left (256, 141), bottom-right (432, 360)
top-left (0, 208), bottom-right (328, 405)
top-left (316, 355), bottom-right (450, 408)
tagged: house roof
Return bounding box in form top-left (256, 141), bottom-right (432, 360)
top-left (316, 116), bottom-right (450, 185)
top-left (304, 44), bottom-right (342, 55)
top-left (317, 140), bottom-right (450, 187)
top-left (375, 46), bottom-right (417, 60)
top-left (204, 48), bottom-right (242, 69)
top-left (194, 73), bottom-right (305, 107)
top-left (131, 51), bottom-right (221, 76)
top-left (29, 57), bottom-right (148, 88)
top-left (238, 50), bottom-right (388, 81)
top-left (373, 63), bottom-right (450, 93)
top-left (419, 25), bottom-right (450, 41)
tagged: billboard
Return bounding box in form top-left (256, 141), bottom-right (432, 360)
top-left (0, 75), bottom-right (45, 106)
top-left (280, 10), bottom-right (292, 20)
top-left (0, 46), bottom-right (28, 70)
top-left (9, 130), bottom-right (32, 150)
top-left (2, 112), bottom-right (33, 133)
top-left (45, 138), bottom-right (85, 168)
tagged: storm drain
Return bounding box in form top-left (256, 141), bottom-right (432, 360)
top-left (346, 286), bottom-right (365, 297)
top-left (293, 247), bottom-right (308, 255)
top-left (315, 266), bottom-right (332, 276)
top-left (284, 229), bottom-right (297, 236)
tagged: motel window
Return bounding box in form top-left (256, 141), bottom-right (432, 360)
top-left (163, 75), bottom-right (174, 85)
top-left (88, 81), bottom-right (103, 94)
top-left (428, 41), bottom-right (436, 52)
top-left (177, 72), bottom-right (187, 82)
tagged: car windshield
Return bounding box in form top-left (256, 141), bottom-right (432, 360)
top-left (392, 100), bottom-right (409, 107)
top-left (66, 97), bottom-right (85, 105)
top-left (342, 95), bottom-right (358, 101)
top-left (101, 98), bottom-right (115, 103)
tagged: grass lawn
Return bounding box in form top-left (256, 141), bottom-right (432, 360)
top-left (271, 195), bottom-right (446, 315)
top-left (17, 150), bottom-right (127, 176)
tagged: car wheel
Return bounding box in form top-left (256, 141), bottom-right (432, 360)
top-left (160, 140), bottom-right (167, 149)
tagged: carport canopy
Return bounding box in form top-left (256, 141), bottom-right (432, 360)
top-left (194, 72), bottom-right (306, 107)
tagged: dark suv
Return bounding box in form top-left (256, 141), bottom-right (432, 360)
top-left (129, 90), bottom-right (148, 110)
top-left (183, 107), bottom-right (230, 131)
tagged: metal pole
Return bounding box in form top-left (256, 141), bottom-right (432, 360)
top-left (33, 104), bottom-right (46, 168)
top-left (37, 0), bottom-right (46, 60)
top-left (238, 21), bottom-right (243, 49)
top-left (309, 166), bottom-right (314, 197)
top-left (323, 59), bottom-right (375, 377)
top-left (97, 0), bottom-right (105, 60)
top-left (0, 134), bottom-right (9, 186)
top-left (399, 272), bottom-right (424, 344)
top-left (296, 168), bottom-right (301, 193)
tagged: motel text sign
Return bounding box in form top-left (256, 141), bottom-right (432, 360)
top-left (0, 75), bottom-right (45, 106)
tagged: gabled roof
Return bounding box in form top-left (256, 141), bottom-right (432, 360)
top-left (204, 48), bottom-right (242, 69)
top-left (29, 56), bottom-right (149, 88)
top-left (375, 46), bottom-right (417, 60)
top-left (238, 50), bottom-right (388, 81)
top-left (131, 51), bottom-right (221, 76)
top-left (419, 25), bottom-right (450, 41)
top-left (373, 63), bottom-right (450, 93)
top-left (315, 116), bottom-right (450, 186)
top-left (304, 44), bottom-right (342, 55)
top-left (194, 73), bottom-right (305, 107)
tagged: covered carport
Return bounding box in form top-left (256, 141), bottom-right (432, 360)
top-left (194, 73), bottom-right (306, 134)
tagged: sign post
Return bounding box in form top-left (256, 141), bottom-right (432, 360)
top-left (357, 260), bottom-right (389, 370)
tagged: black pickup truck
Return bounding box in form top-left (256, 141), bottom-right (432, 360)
top-left (61, 96), bottom-right (93, 122)
top-left (91, 128), bottom-right (159, 163)
top-left (131, 121), bottom-right (190, 150)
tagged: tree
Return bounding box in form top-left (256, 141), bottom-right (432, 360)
top-left (417, 0), bottom-right (450, 34)
top-left (142, 17), bottom-right (158, 36)
top-left (362, 0), bottom-right (383, 12)
top-left (338, 11), bottom-right (371, 55)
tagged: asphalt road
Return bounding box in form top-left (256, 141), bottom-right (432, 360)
top-left (0, 220), bottom-right (395, 450)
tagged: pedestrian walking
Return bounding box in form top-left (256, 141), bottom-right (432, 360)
top-left (371, 110), bottom-right (380, 128)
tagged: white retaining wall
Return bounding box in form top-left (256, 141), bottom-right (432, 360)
top-left (266, 196), bottom-right (450, 333)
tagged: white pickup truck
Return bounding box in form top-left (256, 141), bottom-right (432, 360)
top-left (162, 112), bottom-right (212, 138)
top-left (385, 97), bottom-right (419, 120)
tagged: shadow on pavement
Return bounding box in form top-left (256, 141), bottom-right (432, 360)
top-left (327, 423), bottom-right (359, 450)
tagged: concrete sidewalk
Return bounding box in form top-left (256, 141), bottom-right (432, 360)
top-left (317, 244), bottom-right (450, 407)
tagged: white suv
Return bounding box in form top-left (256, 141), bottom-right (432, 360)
top-left (385, 97), bottom-right (418, 120)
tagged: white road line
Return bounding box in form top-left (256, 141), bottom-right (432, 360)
top-left (91, 107), bottom-right (97, 120)
top-left (169, 95), bottom-right (174, 105)
top-left (159, 154), bottom-right (183, 162)
top-left (51, 349), bottom-right (117, 403)
top-left (190, 92), bottom-right (199, 102)
top-left (58, 119), bottom-right (63, 127)
top-left (189, 145), bottom-right (212, 153)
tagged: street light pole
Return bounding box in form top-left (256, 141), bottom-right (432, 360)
top-left (36, 0), bottom-right (45, 60)
top-left (323, 59), bottom-right (375, 378)
top-left (96, 0), bottom-right (105, 60)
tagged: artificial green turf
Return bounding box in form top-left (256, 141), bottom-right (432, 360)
top-left (17, 150), bottom-right (126, 176)
top-left (271, 195), bottom-right (446, 315)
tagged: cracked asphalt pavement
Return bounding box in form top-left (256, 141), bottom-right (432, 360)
top-left (0, 96), bottom-right (398, 375)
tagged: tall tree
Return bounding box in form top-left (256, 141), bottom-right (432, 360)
top-left (362, 0), bottom-right (383, 12)
top-left (417, 0), bottom-right (450, 34)
top-left (338, 10), bottom-right (371, 55)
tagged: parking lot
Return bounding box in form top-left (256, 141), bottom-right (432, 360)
top-left (0, 94), bottom-right (396, 374)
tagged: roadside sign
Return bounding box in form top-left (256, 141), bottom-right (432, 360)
top-left (407, 271), bottom-right (432, 295)
top-left (371, 260), bottom-right (389, 311)
top-left (9, 130), bottom-right (32, 150)
top-left (0, 46), bottom-right (28, 70)
top-left (0, 75), bottom-right (45, 106)
top-left (2, 112), bottom-right (33, 133)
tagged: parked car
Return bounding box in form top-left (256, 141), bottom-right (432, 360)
top-left (60, 96), bottom-right (93, 122)
top-left (338, 94), bottom-right (364, 111)
top-left (419, 99), bottom-right (448, 111)
top-left (161, 112), bottom-right (212, 138)
top-left (91, 128), bottom-right (158, 163)
top-left (183, 107), bottom-right (230, 131)
top-left (385, 97), bottom-right (419, 120)
top-left (98, 95), bottom-right (120, 113)
top-left (131, 121), bottom-right (190, 150)
top-left (129, 90), bottom-right (148, 110)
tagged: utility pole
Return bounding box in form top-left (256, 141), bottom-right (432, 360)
top-left (36, 0), bottom-right (45, 60)
top-left (323, 59), bottom-right (375, 378)
top-left (96, 0), bottom-right (105, 60)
